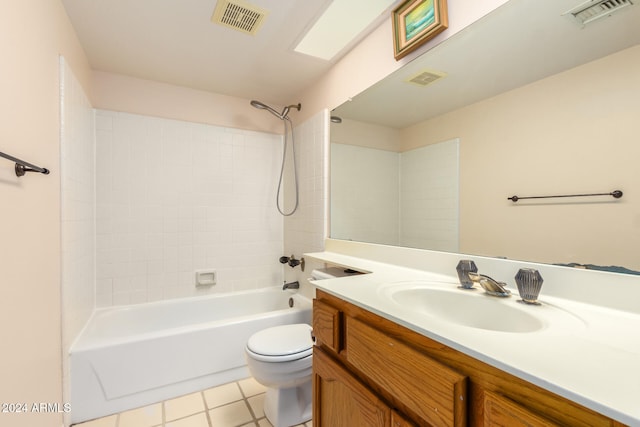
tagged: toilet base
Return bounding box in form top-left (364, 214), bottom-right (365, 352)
top-left (263, 379), bottom-right (312, 427)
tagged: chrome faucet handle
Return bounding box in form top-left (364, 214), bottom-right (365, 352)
top-left (456, 260), bottom-right (478, 289)
top-left (467, 272), bottom-right (511, 297)
top-left (515, 268), bottom-right (543, 305)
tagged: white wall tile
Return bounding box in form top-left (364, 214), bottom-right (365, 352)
top-left (95, 111), bottom-right (285, 305)
top-left (60, 56), bottom-right (96, 414)
top-left (328, 137), bottom-right (459, 252)
top-left (399, 139), bottom-right (459, 252)
top-left (284, 110), bottom-right (329, 266)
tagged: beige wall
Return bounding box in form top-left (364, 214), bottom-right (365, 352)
top-left (296, 0), bottom-right (510, 122)
top-left (92, 71), bottom-right (284, 134)
top-left (0, 1), bottom-right (91, 426)
top-left (330, 118), bottom-right (400, 152)
top-left (401, 45), bottom-right (640, 270)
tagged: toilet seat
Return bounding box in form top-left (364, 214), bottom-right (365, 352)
top-left (246, 324), bottom-right (313, 362)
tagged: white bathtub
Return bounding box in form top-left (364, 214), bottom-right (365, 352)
top-left (69, 287), bottom-right (311, 424)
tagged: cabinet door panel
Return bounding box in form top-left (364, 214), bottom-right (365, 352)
top-left (392, 409), bottom-right (417, 427)
top-left (347, 317), bottom-right (467, 427)
top-left (313, 348), bottom-right (389, 427)
top-left (313, 299), bottom-right (342, 353)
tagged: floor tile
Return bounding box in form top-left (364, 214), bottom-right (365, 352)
top-left (73, 414), bottom-right (117, 427)
top-left (72, 378), bottom-right (312, 427)
top-left (118, 402), bottom-right (162, 427)
top-left (165, 392), bottom-right (206, 421)
top-left (165, 412), bottom-right (210, 427)
top-left (238, 377), bottom-right (267, 397)
top-left (209, 400), bottom-right (253, 426)
top-left (246, 393), bottom-right (265, 419)
top-left (203, 381), bottom-right (243, 409)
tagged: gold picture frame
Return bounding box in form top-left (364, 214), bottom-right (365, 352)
top-left (392, 0), bottom-right (448, 60)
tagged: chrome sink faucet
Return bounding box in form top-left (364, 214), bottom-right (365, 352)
top-left (467, 272), bottom-right (511, 297)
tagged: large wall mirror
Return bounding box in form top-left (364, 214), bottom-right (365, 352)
top-left (330, 0), bottom-right (640, 273)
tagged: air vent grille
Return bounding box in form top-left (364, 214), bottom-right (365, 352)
top-left (405, 70), bottom-right (447, 87)
top-left (211, 0), bottom-right (268, 35)
top-left (564, 0), bottom-right (633, 25)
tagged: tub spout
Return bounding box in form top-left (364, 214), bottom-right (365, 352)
top-left (283, 281), bottom-right (300, 290)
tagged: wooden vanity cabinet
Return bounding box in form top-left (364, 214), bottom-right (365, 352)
top-left (312, 290), bottom-right (627, 427)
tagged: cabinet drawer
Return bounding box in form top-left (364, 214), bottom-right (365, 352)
top-left (313, 299), bottom-right (342, 353)
top-left (484, 390), bottom-right (560, 427)
top-left (346, 317), bottom-right (467, 427)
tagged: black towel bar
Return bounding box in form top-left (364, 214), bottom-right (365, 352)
top-left (0, 150), bottom-right (49, 177)
top-left (508, 190), bottom-right (623, 202)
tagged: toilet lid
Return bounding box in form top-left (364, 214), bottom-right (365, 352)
top-left (247, 324), bottom-right (313, 358)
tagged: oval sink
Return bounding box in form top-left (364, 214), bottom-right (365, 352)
top-left (378, 281), bottom-right (572, 333)
top-left (390, 287), bottom-right (543, 332)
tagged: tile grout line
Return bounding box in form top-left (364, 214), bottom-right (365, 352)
top-left (200, 391), bottom-right (214, 427)
top-left (237, 380), bottom-right (260, 426)
top-left (75, 378), bottom-right (281, 427)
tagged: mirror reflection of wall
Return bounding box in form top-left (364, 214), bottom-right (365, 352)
top-left (331, 117), bottom-right (459, 252)
top-left (332, 45), bottom-right (640, 271)
top-left (330, 0), bottom-right (640, 273)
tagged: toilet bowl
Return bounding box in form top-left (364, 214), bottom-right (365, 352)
top-left (245, 323), bottom-right (313, 427)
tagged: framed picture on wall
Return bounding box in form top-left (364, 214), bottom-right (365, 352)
top-left (392, 0), bottom-right (448, 60)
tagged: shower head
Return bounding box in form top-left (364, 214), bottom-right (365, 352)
top-left (250, 100), bottom-right (301, 120)
top-left (250, 100), bottom-right (280, 118)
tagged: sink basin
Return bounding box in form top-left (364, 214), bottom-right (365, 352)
top-left (381, 282), bottom-right (555, 333)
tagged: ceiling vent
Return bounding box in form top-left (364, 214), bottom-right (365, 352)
top-left (564, 0), bottom-right (634, 25)
top-left (211, 0), bottom-right (268, 35)
top-left (405, 69), bottom-right (447, 87)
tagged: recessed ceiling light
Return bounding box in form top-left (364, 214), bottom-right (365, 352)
top-left (294, 0), bottom-right (398, 61)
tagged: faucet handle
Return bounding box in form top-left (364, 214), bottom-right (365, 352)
top-left (515, 268), bottom-right (543, 305)
top-left (456, 260), bottom-right (478, 289)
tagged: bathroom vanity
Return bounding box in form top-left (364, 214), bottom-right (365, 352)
top-left (306, 242), bottom-right (640, 427)
top-left (313, 289), bottom-right (623, 427)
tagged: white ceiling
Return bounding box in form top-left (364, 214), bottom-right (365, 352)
top-left (334, 0), bottom-right (640, 129)
top-left (61, 0), bottom-right (640, 125)
top-left (61, 0), bottom-right (393, 106)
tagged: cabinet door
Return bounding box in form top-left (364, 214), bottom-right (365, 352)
top-left (484, 390), bottom-right (560, 427)
top-left (313, 299), bottom-right (342, 353)
top-left (313, 347), bottom-right (390, 427)
top-left (391, 409), bottom-right (417, 427)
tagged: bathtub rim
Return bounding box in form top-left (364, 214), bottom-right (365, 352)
top-left (70, 286), bottom-right (311, 353)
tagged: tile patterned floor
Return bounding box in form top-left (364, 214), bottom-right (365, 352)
top-left (73, 377), bottom-right (312, 427)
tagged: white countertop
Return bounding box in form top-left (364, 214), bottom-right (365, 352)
top-left (305, 250), bottom-right (640, 426)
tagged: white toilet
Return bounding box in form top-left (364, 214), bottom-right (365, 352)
top-left (245, 323), bottom-right (313, 427)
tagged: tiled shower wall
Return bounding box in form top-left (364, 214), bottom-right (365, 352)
top-left (330, 143), bottom-right (399, 245)
top-left (329, 138), bottom-right (459, 251)
top-left (95, 111), bottom-right (285, 306)
top-left (284, 110), bottom-right (328, 267)
top-left (60, 56), bottom-right (95, 413)
top-left (399, 138), bottom-right (459, 252)
top-left (60, 57), bottom-right (95, 352)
